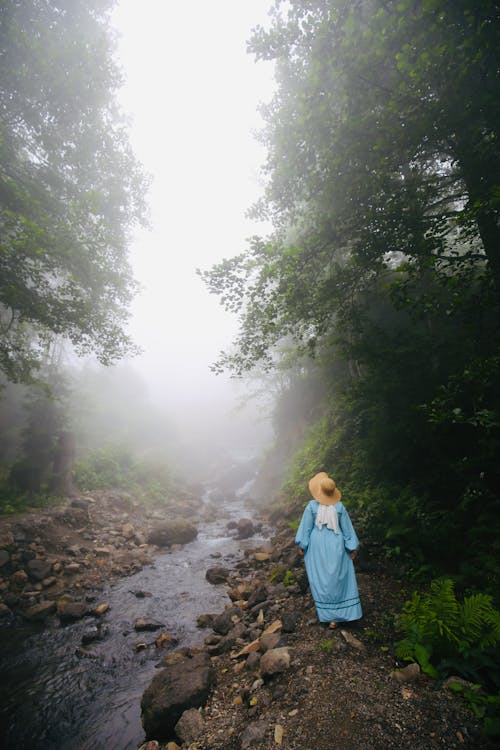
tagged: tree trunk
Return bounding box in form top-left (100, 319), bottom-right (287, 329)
top-left (49, 431), bottom-right (76, 496)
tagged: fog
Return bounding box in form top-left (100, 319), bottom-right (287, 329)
top-left (108, 0), bottom-right (276, 469)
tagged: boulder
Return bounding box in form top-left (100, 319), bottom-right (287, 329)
top-left (147, 521), bottom-right (198, 547)
top-left (141, 651), bottom-right (214, 739)
top-left (236, 518), bottom-right (255, 539)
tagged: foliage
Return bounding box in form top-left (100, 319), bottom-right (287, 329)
top-left (0, 465), bottom-right (60, 514)
top-left (0, 0), bottom-right (148, 383)
top-left (319, 637), bottom-right (335, 653)
top-left (201, 0), bottom-right (500, 375)
top-left (447, 682), bottom-right (500, 738)
top-left (282, 569), bottom-right (297, 586)
top-left (73, 445), bottom-right (172, 505)
top-left (395, 579), bottom-right (500, 689)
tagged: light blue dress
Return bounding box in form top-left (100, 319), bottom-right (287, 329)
top-left (295, 500), bottom-right (362, 623)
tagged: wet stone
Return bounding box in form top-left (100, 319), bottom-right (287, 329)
top-left (23, 600), bottom-right (57, 621)
top-left (134, 617), bottom-right (164, 632)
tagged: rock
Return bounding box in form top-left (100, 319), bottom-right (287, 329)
top-left (64, 563), bottom-right (82, 575)
top-left (71, 498), bottom-right (90, 510)
top-left (281, 612), bottom-right (300, 633)
top-left (196, 613), bottom-right (217, 629)
top-left (122, 523), bottom-right (135, 539)
top-left (237, 518), bottom-right (255, 539)
top-left (41, 576), bottom-right (57, 588)
top-left (3, 591), bottom-right (19, 607)
top-left (66, 545), bottom-right (82, 556)
top-left (10, 569), bottom-right (28, 589)
top-left (23, 600), bottom-right (56, 621)
top-left (141, 651), bottom-right (214, 739)
top-left (205, 566), bottom-right (231, 585)
top-left (147, 521), bottom-right (198, 547)
top-left (212, 606), bottom-right (243, 635)
top-left (274, 724), bottom-right (284, 746)
top-left (174, 707), bottom-right (204, 743)
top-left (340, 630), bottom-right (365, 650)
top-left (246, 585), bottom-right (269, 608)
top-left (57, 507), bottom-right (89, 527)
top-left (240, 720), bottom-right (269, 748)
top-left (254, 552), bottom-right (271, 562)
top-left (132, 590), bottom-right (152, 598)
top-left (81, 624), bottom-right (108, 644)
top-left (57, 599), bottom-right (89, 621)
top-left (0, 603), bottom-right (12, 618)
top-left (232, 639), bottom-right (261, 659)
top-left (262, 619), bottom-right (282, 636)
top-left (25, 559), bottom-right (52, 582)
top-left (245, 651), bottom-right (262, 670)
top-left (390, 663), bottom-right (421, 682)
top-left (155, 632), bottom-right (179, 649)
top-left (259, 632), bottom-right (281, 652)
top-left (207, 623), bottom-right (246, 655)
top-left (260, 647), bottom-right (291, 677)
top-left (95, 547), bottom-right (113, 556)
top-left (0, 549), bottom-right (10, 567)
top-left (134, 617), bottom-right (164, 632)
top-left (93, 603), bottom-right (109, 616)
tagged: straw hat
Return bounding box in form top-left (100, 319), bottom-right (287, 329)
top-left (309, 472), bottom-right (342, 505)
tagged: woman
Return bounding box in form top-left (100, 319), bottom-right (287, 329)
top-left (295, 472), bottom-right (362, 628)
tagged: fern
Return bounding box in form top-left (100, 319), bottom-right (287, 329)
top-left (395, 578), bottom-right (500, 684)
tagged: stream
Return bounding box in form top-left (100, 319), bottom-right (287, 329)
top-left (0, 469), bottom-right (268, 750)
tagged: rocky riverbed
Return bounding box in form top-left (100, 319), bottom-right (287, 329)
top-left (0, 489), bottom-right (497, 750)
top-left (137, 524), bottom-right (498, 750)
top-left (0, 488), bottom-right (207, 623)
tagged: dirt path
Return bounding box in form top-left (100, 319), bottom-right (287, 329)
top-left (172, 531), bottom-right (497, 750)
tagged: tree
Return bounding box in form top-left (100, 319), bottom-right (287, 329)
top-left (0, 0), bottom-right (148, 383)
top-left (201, 0), bottom-right (500, 373)
top-left (200, 0), bottom-right (500, 586)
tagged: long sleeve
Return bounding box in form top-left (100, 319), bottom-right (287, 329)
top-left (295, 501), bottom-right (315, 553)
top-left (339, 506), bottom-right (359, 552)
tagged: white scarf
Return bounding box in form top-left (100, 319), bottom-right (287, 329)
top-left (315, 503), bottom-right (340, 533)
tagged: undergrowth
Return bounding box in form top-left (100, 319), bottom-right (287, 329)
top-left (396, 578), bottom-right (500, 736)
top-left (73, 446), bottom-right (173, 505)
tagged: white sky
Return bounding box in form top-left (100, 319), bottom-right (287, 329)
top-left (112, 0), bottom-right (275, 417)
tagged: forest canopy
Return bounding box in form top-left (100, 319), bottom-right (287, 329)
top-left (0, 0), bottom-right (148, 383)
